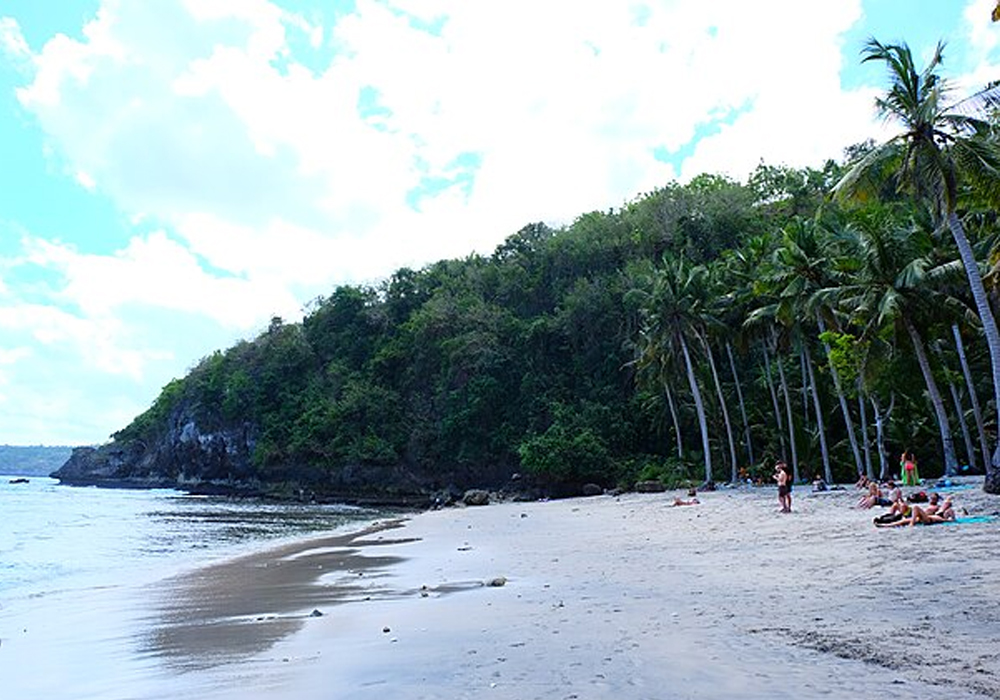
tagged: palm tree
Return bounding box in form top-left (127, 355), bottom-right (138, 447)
top-left (638, 257), bottom-right (715, 484)
top-left (952, 323), bottom-right (992, 470)
top-left (759, 219), bottom-right (861, 477)
top-left (836, 38), bottom-right (1000, 492)
top-left (826, 208), bottom-right (960, 475)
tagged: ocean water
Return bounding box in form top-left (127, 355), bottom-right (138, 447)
top-left (0, 473), bottom-right (387, 699)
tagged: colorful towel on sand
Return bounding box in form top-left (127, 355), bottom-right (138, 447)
top-left (941, 516), bottom-right (997, 525)
top-left (931, 482), bottom-right (976, 491)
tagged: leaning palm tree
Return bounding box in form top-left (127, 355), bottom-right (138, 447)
top-left (759, 218), bottom-right (859, 478)
top-left (835, 38), bottom-right (1000, 492)
top-left (638, 257), bottom-right (715, 484)
top-left (821, 208), bottom-right (961, 476)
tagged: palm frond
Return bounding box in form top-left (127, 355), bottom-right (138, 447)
top-left (833, 139), bottom-right (904, 203)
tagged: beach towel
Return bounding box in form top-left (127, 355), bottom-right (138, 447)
top-left (941, 516), bottom-right (997, 525)
top-left (931, 482), bottom-right (975, 491)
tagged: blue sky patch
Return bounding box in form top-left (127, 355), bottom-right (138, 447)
top-left (653, 102), bottom-right (752, 173)
top-left (406, 151), bottom-right (482, 210)
top-left (840, 0), bottom-right (968, 92)
top-left (357, 85), bottom-right (394, 129)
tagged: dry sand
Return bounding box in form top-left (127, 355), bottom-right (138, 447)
top-left (144, 479), bottom-right (1000, 700)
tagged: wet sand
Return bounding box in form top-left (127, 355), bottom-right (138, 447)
top-left (144, 479), bottom-right (1000, 699)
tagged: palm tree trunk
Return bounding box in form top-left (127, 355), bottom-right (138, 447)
top-left (800, 349), bottom-right (810, 430)
top-left (946, 212), bottom-right (1000, 492)
top-left (775, 350), bottom-right (799, 482)
top-left (817, 314), bottom-right (864, 476)
top-left (680, 334), bottom-right (713, 484)
top-left (904, 316), bottom-right (959, 475)
top-left (952, 323), bottom-right (991, 472)
top-left (699, 335), bottom-right (738, 482)
top-left (803, 342), bottom-right (832, 484)
top-left (664, 381), bottom-right (683, 459)
top-left (857, 385), bottom-right (873, 479)
top-left (726, 342), bottom-right (755, 468)
top-left (762, 339), bottom-right (788, 463)
top-left (948, 380), bottom-right (976, 474)
top-left (871, 395), bottom-right (891, 480)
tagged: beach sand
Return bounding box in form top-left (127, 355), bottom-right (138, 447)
top-left (143, 479), bottom-right (1000, 699)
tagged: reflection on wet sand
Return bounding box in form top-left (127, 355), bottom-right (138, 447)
top-left (140, 520), bottom-right (419, 670)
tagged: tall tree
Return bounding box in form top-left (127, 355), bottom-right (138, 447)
top-left (638, 258), bottom-right (716, 484)
top-left (836, 39), bottom-right (1000, 492)
top-left (952, 323), bottom-right (992, 470)
top-left (827, 208), bottom-right (960, 476)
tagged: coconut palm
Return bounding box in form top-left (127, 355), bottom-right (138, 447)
top-left (823, 208), bottom-right (960, 476)
top-left (755, 218), bottom-right (860, 478)
top-left (836, 38), bottom-right (1000, 492)
top-left (638, 257), bottom-right (715, 484)
top-left (952, 323), bottom-right (992, 469)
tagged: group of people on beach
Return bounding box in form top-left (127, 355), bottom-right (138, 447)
top-left (872, 490), bottom-right (957, 527)
top-left (854, 468), bottom-right (958, 527)
top-left (767, 448), bottom-right (961, 525)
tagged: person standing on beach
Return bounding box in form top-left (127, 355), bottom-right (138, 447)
top-left (774, 461), bottom-right (792, 513)
top-left (900, 451), bottom-right (919, 486)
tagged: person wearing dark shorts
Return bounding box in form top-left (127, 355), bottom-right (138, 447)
top-left (774, 461), bottom-right (792, 513)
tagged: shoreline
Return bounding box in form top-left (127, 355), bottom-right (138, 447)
top-left (137, 479), bottom-right (1000, 699)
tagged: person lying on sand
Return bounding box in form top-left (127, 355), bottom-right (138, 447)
top-left (671, 488), bottom-right (700, 506)
top-left (875, 496), bottom-right (955, 527)
top-left (873, 490), bottom-right (923, 524)
top-left (671, 496), bottom-right (700, 507)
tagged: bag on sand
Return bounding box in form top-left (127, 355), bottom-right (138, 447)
top-left (874, 512), bottom-right (903, 525)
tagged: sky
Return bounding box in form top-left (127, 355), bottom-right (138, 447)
top-left (1, 0), bottom-right (1000, 447)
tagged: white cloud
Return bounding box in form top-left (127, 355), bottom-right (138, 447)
top-left (0, 16), bottom-right (30, 61)
top-left (0, 299), bottom-right (160, 379)
top-left (959, 0), bottom-right (1000, 98)
top-left (21, 231), bottom-right (300, 329)
top-left (0, 346), bottom-right (31, 366)
top-left (12, 0), bottom-right (884, 283)
top-left (22, 0), bottom-right (993, 443)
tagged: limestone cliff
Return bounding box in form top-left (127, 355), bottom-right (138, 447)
top-left (50, 398), bottom-right (500, 505)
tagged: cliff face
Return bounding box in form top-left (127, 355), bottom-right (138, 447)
top-left (50, 398), bottom-right (513, 505)
top-left (52, 400), bottom-right (259, 491)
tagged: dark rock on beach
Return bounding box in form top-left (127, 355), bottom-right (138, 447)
top-left (463, 489), bottom-right (491, 506)
top-left (635, 480), bottom-right (666, 493)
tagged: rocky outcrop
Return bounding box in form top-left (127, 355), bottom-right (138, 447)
top-left (53, 398), bottom-right (260, 492)
top-left (50, 399), bottom-right (535, 506)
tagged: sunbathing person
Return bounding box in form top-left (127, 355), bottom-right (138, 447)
top-left (671, 496), bottom-right (700, 506)
top-left (857, 482), bottom-right (882, 509)
top-left (874, 491), bottom-right (929, 525)
top-left (875, 496), bottom-right (955, 527)
top-left (880, 481), bottom-right (901, 506)
top-left (671, 488), bottom-right (700, 506)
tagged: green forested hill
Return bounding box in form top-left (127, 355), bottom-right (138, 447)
top-left (55, 161), bottom-right (1000, 501)
top-left (53, 41), bottom-right (1000, 500)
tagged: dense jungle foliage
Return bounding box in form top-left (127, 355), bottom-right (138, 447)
top-left (111, 40), bottom-right (1000, 494)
